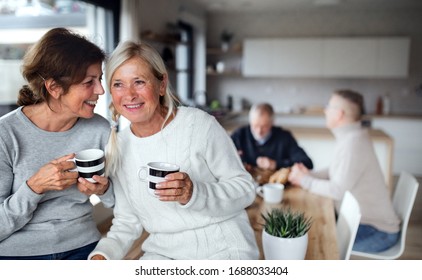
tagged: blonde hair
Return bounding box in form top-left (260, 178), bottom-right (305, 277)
top-left (105, 41), bottom-right (180, 176)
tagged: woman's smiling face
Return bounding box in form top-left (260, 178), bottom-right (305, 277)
top-left (59, 62), bottom-right (104, 119)
top-left (110, 57), bottom-right (165, 128)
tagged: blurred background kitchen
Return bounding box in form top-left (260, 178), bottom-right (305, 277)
top-left (0, 0), bottom-right (421, 259)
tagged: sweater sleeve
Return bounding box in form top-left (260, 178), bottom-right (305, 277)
top-left (310, 168), bottom-right (329, 179)
top-left (0, 138), bottom-right (45, 241)
top-left (282, 131), bottom-right (313, 169)
top-left (182, 117), bottom-right (256, 217)
top-left (230, 127), bottom-right (248, 163)
top-left (300, 175), bottom-right (342, 200)
top-left (0, 182), bottom-right (44, 242)
top-left (95, 179), bottom-right (114, 208)
top-left (300, 140), bottom-right (364, 201)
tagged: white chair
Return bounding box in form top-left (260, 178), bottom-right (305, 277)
top-left (336, 191), bottom-right (361, 260)
top-left (351, 171), bottom-right (419, 259)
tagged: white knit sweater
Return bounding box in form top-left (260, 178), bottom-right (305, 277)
top-left (89, 107), bottom-right (259, 259)
top-left (300, 122), bottom-right (400, 233)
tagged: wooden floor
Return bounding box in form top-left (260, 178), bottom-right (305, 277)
top-left (99, 176), bottom-right (422, 260)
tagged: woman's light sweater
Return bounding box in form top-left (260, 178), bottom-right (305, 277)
top-left (300, 122), bottom-right (400, 233)
top-left (0, 107), bottom-right (113, 256)
top-left (89, 107), bottom-right (259, 260)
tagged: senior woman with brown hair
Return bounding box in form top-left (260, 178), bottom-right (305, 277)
top-left (0, 28), bottom-right (113, 260)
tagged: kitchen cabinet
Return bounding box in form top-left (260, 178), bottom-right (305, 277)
top-left (322, 38), bottom-right (378, 77)
top-left (272, 39), bottom-right (323, 77)
top-left (376, 38), bottom-right (410, 77)
top-left (322, 37), bottom-right (410, 78)
top-left (243, 37), bottom-right (410, 78)
top-left (240, 40), bottom-right (271, 76)
top-left (243, 38), bottom-right (323, 77)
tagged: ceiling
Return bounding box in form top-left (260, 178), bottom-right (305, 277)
top-left (186, 0), bottom-right (422, 13)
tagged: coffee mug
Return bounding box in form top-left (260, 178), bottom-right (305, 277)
top-left (138, 162), bottom-right (180, 196)
top-left (70, 148), bottom-right (105, 183)
top-left (256, 183), bottom-right (285, 204)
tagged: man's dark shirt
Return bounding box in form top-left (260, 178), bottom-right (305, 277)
top-left (231, 125), bottom-right (313, 169)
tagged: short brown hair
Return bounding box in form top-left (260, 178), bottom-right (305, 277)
top-left (333, 89), bottom-right (365, 120)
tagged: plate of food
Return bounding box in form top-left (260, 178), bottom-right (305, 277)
top-left (268, 167), bottom-right (291, 185)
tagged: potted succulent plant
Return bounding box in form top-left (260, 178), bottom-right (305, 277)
top-left (261, 207), bottom-right (312, 260)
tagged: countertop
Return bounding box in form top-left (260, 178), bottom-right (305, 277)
top-left (288, 126), bottom-right (392, 142)
top-left (217, 110), bottom-right (422, 120)
top-left (216, 111), bottom-right (394, 141)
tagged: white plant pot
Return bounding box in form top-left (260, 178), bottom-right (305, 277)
top-left (262, 230), bottom-right (308, 260)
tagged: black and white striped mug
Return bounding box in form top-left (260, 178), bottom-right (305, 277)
top-left (71, 148), bottom-right (105, 183)
top-left (137, 162), bottom-right (180, 197)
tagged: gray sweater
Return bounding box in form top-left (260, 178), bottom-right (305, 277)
top-left (0, 107), bottom-right (113, 256)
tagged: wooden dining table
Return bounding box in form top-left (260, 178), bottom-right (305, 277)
top-left (247, 168), bottom-right (339, 260)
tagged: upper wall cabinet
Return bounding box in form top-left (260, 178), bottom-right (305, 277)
top-left (242, 37), bottom-right (410, 78)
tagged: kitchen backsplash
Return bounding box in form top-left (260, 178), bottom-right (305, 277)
top-left (206, 76), bottom-right (422, 116)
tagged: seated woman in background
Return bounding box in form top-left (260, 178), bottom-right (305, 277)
top-left (88, 41), bottom-right (259, 260)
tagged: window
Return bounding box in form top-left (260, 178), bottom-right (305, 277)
top-left (0, 0), bottom-right (116, 119)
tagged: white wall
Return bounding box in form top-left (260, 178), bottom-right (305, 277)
top-left (205, 8), bottom-right (422, 115)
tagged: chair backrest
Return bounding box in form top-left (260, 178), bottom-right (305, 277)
top-left (392, 171), bottom-right (419, 253)
top-left (336, 191), bottom-right (361, 260)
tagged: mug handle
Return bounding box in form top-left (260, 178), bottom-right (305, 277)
top-left (256, 186), bottom-right (264, 198)
top-left (137, 166), bottom-right (147, 181)
top-left (66, 158), bottom-right (77, 172)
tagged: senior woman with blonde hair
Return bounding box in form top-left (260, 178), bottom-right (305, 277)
top-left (89, 41), bottom-right (258, 260)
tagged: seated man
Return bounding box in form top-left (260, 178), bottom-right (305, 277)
top-left (231, 103), bottom-right (313, 172)
top-left (288, 89), bottom-right (400, 253)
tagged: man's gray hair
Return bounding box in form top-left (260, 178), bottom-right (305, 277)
top-left (249, 103), bottom-right (274, 121)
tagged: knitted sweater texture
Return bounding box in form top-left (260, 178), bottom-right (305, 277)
top-left (301, 122), bottom-right (400, 233)
top-left (90, 107), bottom-right (259, 259)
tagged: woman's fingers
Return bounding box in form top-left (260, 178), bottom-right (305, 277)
top-left (155, 172), bottom-right (193, 204)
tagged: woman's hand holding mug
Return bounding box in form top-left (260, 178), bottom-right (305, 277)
top-left (77, 174), bottom-right (110, 196)
top-left (71, 148), bottom-right (109, 195)
top-left (155, 172), bottom-right (194, 205)
top-left (27, 153), bottom-right (79, 194)
top-left (138, 162), bottom-right (193, 204)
